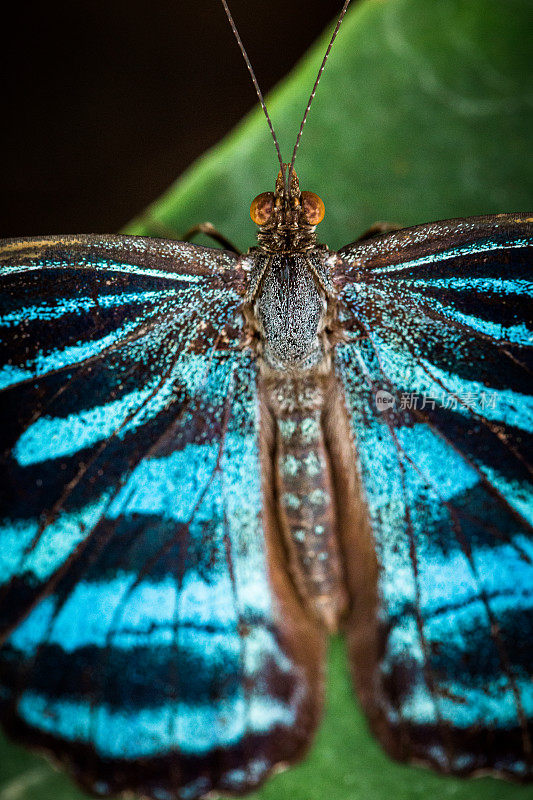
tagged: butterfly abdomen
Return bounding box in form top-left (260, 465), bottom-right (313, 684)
top-left (263, 375), bottom-right (347, 631)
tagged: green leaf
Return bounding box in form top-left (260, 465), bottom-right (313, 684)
top-left (2, 1), bottom-right (532, 799)
top-left (126, 0), bottom-right (533, 252)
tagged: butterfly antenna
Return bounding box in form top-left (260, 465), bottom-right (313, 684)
top-left (288, 0), bottom-right (351, 180)
top-left (220, 0), bottom-right (286, 189)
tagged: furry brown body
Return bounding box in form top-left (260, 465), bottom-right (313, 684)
top-left (244, 170), bottom-right (349, 630)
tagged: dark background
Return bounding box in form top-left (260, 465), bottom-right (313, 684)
top-left (2, 1), bottom-right (346, 238)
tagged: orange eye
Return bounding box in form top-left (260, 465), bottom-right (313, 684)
top-left (250, 192), bottom-right (274, 225)
top-left (301, 191), bottom-right (325, 225)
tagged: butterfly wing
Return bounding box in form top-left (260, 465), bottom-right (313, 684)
top-left (333, 215), bottom-right (533, 778)
top-left (0, 235), bottom-right (325, 799)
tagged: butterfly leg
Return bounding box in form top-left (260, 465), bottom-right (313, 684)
top-left (181, 222), bottom-right (241, 253)
top-left (128, 213), bottom-right (185, 241)
top-left (355, 221), bottom-right (401, 241)
top-left (126, 214), bottom-right (241, 253)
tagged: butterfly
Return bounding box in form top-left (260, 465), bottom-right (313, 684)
top-left (0, 1), bottom-right (532, 798)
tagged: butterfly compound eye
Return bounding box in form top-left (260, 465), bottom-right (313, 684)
top-left (250, 192), bottom-right (275, 225)
top-left (301, 191), bottom-right (325, 225)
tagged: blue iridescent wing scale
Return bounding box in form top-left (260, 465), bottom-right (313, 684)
top-left (334, 214), bottom-right (533, 779)
top-left (0, 235), bottom-right (325, 799)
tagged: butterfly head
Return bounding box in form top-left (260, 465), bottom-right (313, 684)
top-left (250, 168), bottom-right (325, 252)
